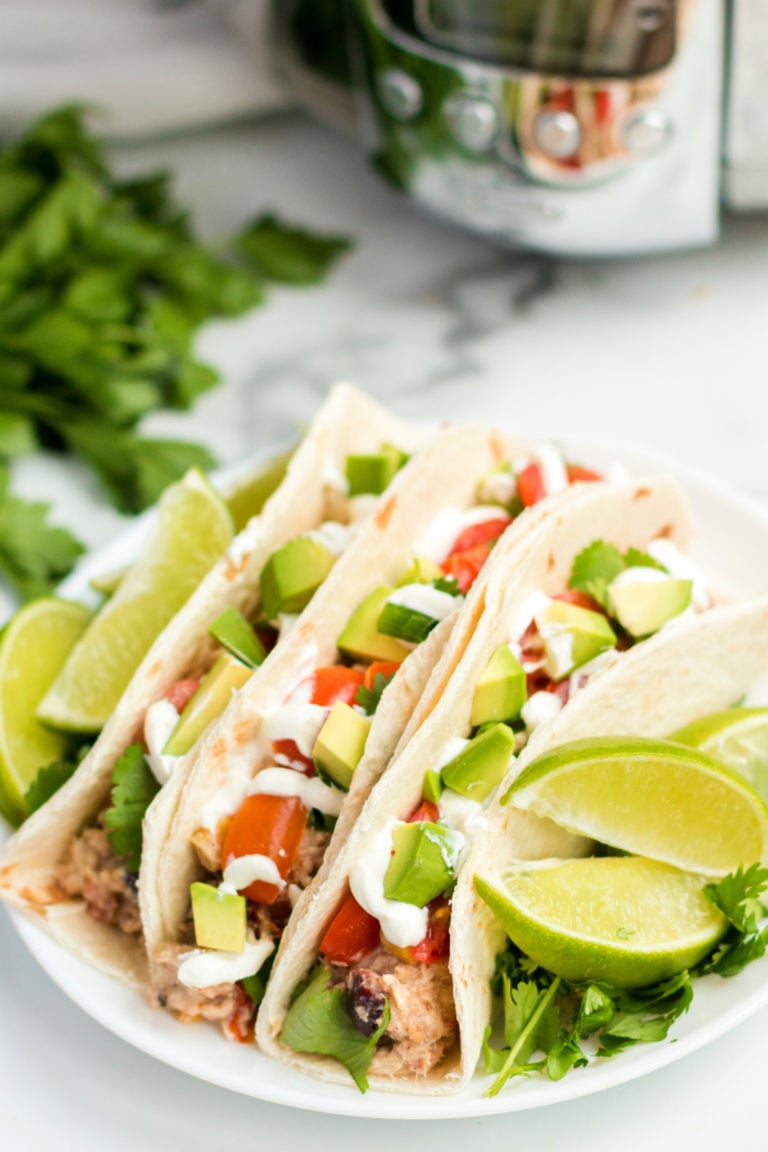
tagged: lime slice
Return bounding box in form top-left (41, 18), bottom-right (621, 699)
top-left (226, 446), bottom-right (295, 532)
top-left (475, 857), bottom-right (729, 988)
top-left (38, 469), bottom-right (233, 734)
top-left (0, 598), bottom-right (91, 825)
top-left (671, 708), bottom-right (768, 802)
top-left (505, 736), bottom-right (768, 876)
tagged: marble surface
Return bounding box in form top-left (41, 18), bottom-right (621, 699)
top-left (3, 111), bottom-right (768, 1149)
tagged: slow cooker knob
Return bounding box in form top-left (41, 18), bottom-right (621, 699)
top-left (376, 70), bottom-right (424, 122)
top-left (621, 108), bottom-right (671, 155)
top-left (532, 110), bottom-right (582, 160)
top-left (443, 95), bottom-right (499, 153)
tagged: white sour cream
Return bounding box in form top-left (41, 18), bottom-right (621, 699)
top-left (306, 520), bottom-right (358, 557)
top-left (534, 613), bottom-right (575, 680)
top-left (521, 691), bottom-right (564, 731)
top-left (322, 454), bottom-right (349, 495)
top-left (144, 698), bottom-right (180, 785)
top-left (436, 737), bottom-right (471, 770)
top-left (222, 853), bottom-right (284, 892)
top-left (177, 935), bottom-right (275, 990)
top-left (417, 505), bottom-right (509, 564)
top-left (437, 789), bottom-right (488, 844)
top-left (247, 767), bottom-right (345, 817)
top-left (385, 584), bottom-right (460, 622)
top-left (530, 443), bottom-right (568, 497)
top-left (262, 703), bottom-right (329, 759)
top-left (350, 822), bottom-right (429, 948)
top-left (477, 468), bottom-right (517, 508)
top-left (508, 591), bottom-right (553, 647)
top-left (609, 566), bottom-right (671, 589)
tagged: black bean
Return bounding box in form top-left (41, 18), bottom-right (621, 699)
top-left (347, 969), bottom-right (387, 1037)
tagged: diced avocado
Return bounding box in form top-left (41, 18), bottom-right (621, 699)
top-left (260, 537), bottom-right (336, 620)
top-left (396, 555), bottom-right (444, 586)
top-left (164, 653), bottom-right (252, 756)
top-left (190, 881), bottom-right (246, 952)
top-left (535, 601), bottom-right (617, 681)
top-left (423, 769), bottom-right (444, 803)
top-left (209, 606), bottom-right (266, 669)
top-left (337, 587), bottom-right (410, 663)
top-left (312, 700), bottom-right (371, 790)
top-left (383, 821), bottom-right (460, 907)
top-left (441, 723), bottom-right (516, 801)
top-left (607, 578), bottom-right (693, 638)
top-left (345, 443), bottom-right (404, 496)
top-left (471, 644), bottom-right (527, 726)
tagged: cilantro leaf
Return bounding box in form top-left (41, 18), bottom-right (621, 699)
top-left (0, 464), bottom-right (85, 600)
top-left (23, 759), bottom-right (79, 815)
top-left (354, 670), bottom-right (397, 716)
top-left (624, 548), bottom-right (665, 573)
top-left (280, 963), bottom-right (389, 1092)
top-left (432, 575), bottom-right (461, 596)
top-left (236, 214), bottom-right (352, 285)
top-left (103, 744), bottom-right (160, 871)
top-left (569, 541), bottom-right (625, 606)
top-left (704, 863), bottom-right (768, 933)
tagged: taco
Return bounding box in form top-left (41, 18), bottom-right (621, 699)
top-left (256, 474), bottom-right (720, 1093)
top-left (0, 384), bottom-right (425, 985)
top-left (140, 429), bottom-right (619, 1041)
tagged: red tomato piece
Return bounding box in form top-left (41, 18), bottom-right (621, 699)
top-left (407, 799), bottom-right (440, 824)
top-left (410, 899), bottom-right (451, 964)
top-left (224, 985), bottom-right (256, 1043)
top-left (441, 543), bottom-right (492, 594)
top-left (594, 90), bottom-right (612, 125)
top-left (554, 589), bottom-right (605, 614)
top-left (517, 464), bottom-right (546, 507)
top-left (163, 678), bottom-right (201, 713)
top-left (447, 515), bottom-right (512, 558)
top-left (364, 661), bottom-right (401, 690)
top-left (310, 666), bottom-right (365, 707)
top-left (566, 464), bottom-right (602, 484)
top-left (221, 793), bottom-right (307, 905)
top-left (320, 894), bottom-right (381, 965)
top-left (272, 738), bottom-right (315, 775)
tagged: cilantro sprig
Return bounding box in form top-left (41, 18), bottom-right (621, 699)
top-left (103, 744), bottom-right (160, 872)
top-left (355, 670), bottom-right (398, 716)
top-left (0, 105), bottom-right (351, 602)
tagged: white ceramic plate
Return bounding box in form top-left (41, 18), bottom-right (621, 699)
top-left (5, 433), bottom-right (768, 1121)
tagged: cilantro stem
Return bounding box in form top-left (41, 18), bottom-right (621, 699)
top-left (485, 977), bottom-right (562, 1098)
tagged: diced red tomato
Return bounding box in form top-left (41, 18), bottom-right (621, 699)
top-left (309, 666), bottom-right (365, 707)
top-left (441, 543), bottom-right (492, 594)
top-left (446, 515), bottom-right (512, 558)
top-left (594, 90), bottom-right (612, 125)
top-left (163, 679), bottom-right (200, 713)
top-left (320, 893), bottom-right (381, 965)
top-left (272, 739), bottom-right (315, 775)
top-left (410, 899), bottom-right (451, 965)
top-left (566, 464), bottom-right (602, 484)
top-left (407, 799), bottom-right (440, 824)
top-left (224, 985), bottom-right (256, 1043)
top-left (364, 661), bottom-right (401, 690)
top-left (221, 793), bottom-right (307, 904)
top-left (554, 589), bottom-right (605, 614)
top-left (517, 464), bottom-right (546, 507)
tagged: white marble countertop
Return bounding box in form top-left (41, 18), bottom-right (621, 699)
top-left (3, 111), bottom-right (768, 1150)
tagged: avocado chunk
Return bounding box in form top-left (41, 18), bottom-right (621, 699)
top-left (471, 644), bottom-right (527, 726)
top-left (607, 577), bottom-right (693, 638)
top-left (260, 537), bottom-right (336, 620)
top-left (191, 881), bottom-right (246, 952)
top-left (396, 555), bottom-right (444, 586)
top-left (345, 443), bottom-right (404, 496)
top-left (441, 723), bottom-right (516, 801)
top-left (422, 769), bottom-right (444, 803)
top-left (535, 600), bottom-right (617, 681)
top-left (383, 821), bottom-right (461, 907)
top-left (312, 700), bottom-right (371, 790)
top-left (164, 653), bottom-right (252, 756)
top-left (337, 587), bottom-right (410, 663)
top-left (209, 606), bottom-right (267, 669)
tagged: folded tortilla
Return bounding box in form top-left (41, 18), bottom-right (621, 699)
top-left (257, 475), bottom-right (698, 1093)
top-left (0, 384), bottom-right (424, 985)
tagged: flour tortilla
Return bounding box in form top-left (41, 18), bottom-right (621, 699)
top-left (257, 476), bottom-right (698, 1093)
top-left (0, 384), bottom-right (424, 985)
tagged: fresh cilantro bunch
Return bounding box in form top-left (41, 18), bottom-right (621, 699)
top-left (0, 106), bottom-right (351, 599)
top-left (483, 863), bottom-right (768, 1096)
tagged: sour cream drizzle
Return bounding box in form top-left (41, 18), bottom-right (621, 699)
top-left (221, 853), bottom-right (284, 893)
top-left (144, 699), bottom-right (180, 785)
top-left (178, 935), bottom-right (274, 989)
top-left (262, 703), bottom-right (329, 759)
top-left (306, 520), bottom-right (358, 557)
top-left (247, 767), bottom-right (345, 816)
top-left (530, 443), bottom-right (568, 497)
top-left (350, 821), bottom-right (429, 948)
top-left (646, 538), bottom-right (710, 609)
top-left (385, 584), bottom-right (460, 621)
top-left (417, 505), bottom-right (510, 564)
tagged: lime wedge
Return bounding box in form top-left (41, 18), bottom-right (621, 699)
top-left (0, 598), bottom-right (91, 825)
top-left (475, 857), bottom-right (729, 988)
top-left (671, 709), bottom-right (768, 803)
top-left (505, 736), bottom-right (768, 876)
top-left (226, 446), bottom-right (295, 532)
top-left (38, 469), bottom-right (233, 734)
